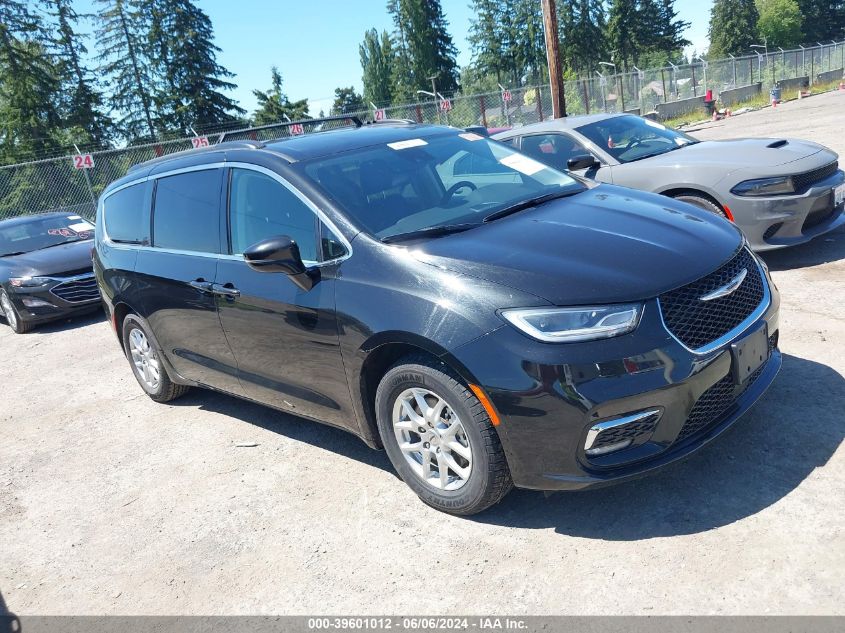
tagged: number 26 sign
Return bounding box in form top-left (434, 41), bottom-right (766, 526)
top-left (72, 154), bottom-right (94, 169)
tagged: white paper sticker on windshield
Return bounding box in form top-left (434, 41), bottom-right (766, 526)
top-left (459, 132), bottom-right (483, 141)
top-left (499, 153), bottom-right (546, 176)
top-left (388, 138), bottom-right (428, 150)
top-left (67, 215), bottom-right (82, 220)
top-left (643, 118), bottom-right (666, 130)
top-left (69, 221), bottom-right (94, 233)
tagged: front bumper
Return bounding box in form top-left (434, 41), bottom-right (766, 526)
top-left (728, 169), bottom-right (845, 251)
top-left (2, 273), bottom-right (101, 325)
top-left (450, 270), bottom-right (781, 491)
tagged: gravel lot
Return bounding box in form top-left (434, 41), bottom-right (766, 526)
top-left (1, 91), bottom-right (844, 616)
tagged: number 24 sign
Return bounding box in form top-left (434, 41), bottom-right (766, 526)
top-left (72, 154), bottom-right (94, 169)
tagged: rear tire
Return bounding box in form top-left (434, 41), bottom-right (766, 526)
top-left (671, 193), bottom-right (728, 219)
top-left (121, 314), bottom-right (189, 403)
top-left (375, 355), bottom-right (512, 515)
top-left (0, 289), bottom-right (33, 334)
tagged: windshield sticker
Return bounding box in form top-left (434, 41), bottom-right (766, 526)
top-left (499, 153), bottom-right (545, 176)
top-left (388, 138), bottom-right (428, 150)
top-left (48, 228), bottom-right (76, 237)
top-left (69, 221), bottom-right (94, 233)
top-left (67, 215), bottom-right (82, 220)
top-left (643, 119), bottom-right (666, 130)
top-left (459, 132), bottom-right (483, 141)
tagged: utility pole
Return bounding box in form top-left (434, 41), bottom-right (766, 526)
top-left (541, 0), bottom-right (566, 118)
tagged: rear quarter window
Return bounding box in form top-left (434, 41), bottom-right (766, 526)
top-left (103, 183), bottom-right (146, 243)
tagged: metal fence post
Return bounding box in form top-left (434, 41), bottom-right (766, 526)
top-left (581, 79), bottom-right (590, 114)
top-left (479, 95), bottom-right (488, 128)
top-left (661, 69), bottom-right (667, 102)
top-left (691, 65), bottom-right (697, 97)
top-left (535, 86), bottom-right (543, 121)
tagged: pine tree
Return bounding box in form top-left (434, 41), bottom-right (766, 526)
top-left (95, 0), bottom-right (157, 140)
top-left (607, 0), bottom-right (639, 71)
top-left (560, 0), bottom-right (608, 74)
top-left (708, 0), bottom-right (759, 58)
top-left (331, 87), bottom-right (365, 114)
top-left (795, 0), bottom-right (845, 42)
top-left (468, 0), bottom-right (507, 83)
top-left (657, 0), bottom-right (691, 57)
top-left (146, 0), bottom-right (244, 135)
top-left (387, 0), bottom-right (459, 95)
top-left (387, 0), bottom-right (416, 101)
top-left (360, 29), bottom-right (395, 107)
top-left (252, 67), bottom-right (309, 125)
top-left (43, 0), bottom-right (112, 147)
top-left (0, 1), bottom-right (62, 162)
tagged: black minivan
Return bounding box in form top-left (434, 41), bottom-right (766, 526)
top-left (94, 118), bottom-right (780, 515)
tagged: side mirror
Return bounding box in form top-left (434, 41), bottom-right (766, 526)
top-left (243, 235), bottom-right (318, 291)
top-left (567, 154), bottom-right (600, 171)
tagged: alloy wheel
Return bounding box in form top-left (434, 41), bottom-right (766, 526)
top-left (128, 327), bottom-right (161, 391)
top-left (392, 387), bottom-right (473, 491)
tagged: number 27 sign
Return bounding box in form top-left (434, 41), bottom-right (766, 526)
top-left (72, 154), bottom-right (94, 169)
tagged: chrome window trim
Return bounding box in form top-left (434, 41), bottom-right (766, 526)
top-left (657, 249), bottom-right (771, 356)
top-left (584, 408), bottom-right (663, 451)
top-left (100, 161), bottom-right (352, 268)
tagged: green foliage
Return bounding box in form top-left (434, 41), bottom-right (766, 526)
top-left (252, 67), bottom-right (309, 125)
top-left (756, 0), bottom-right (803, 48)
top-left (331, 86), bottom-right (365, 114)
top-left (708, 0), bottom-right (759, 58)
top-left (560, 0), bottom-right (608, 75)
top-left (146, 0), bottom-right (245, 135)
top-left (387, 0), bottom-right (460, 97)
top-left (796, 0), bottom-right (845, 42)
top-left (360, 29), bottom-right (395, 106)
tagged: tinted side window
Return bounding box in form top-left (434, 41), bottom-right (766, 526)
top-left (152, 169), bottom-right (221, 253)
top-left (104, 183), bottom-right (146, 243)
top-left (520, 134), bottom-right (589, 172)
top-left (228, 169), bottom-right (318, 261)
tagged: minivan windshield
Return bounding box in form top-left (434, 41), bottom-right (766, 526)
top-left (0, 214), bottom-right (94, 257)
top-left (301, 132), bottom-right (584, 241)
top-left (576, 115), bottom-right (698, 163)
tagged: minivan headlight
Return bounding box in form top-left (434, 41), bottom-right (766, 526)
top-left (500, 304), bottom-right (642, 343)
top-left (9, 276), bottom-right (52, 288)
top-left (731, 176), bottom-right (794, 196)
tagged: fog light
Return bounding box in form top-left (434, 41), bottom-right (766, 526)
top-left (21, 297), bottom-right (54, 308)
top-left (585, 439), bottom-right (633, 456)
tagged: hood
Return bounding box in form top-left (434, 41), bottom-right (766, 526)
top-left (642, 138), bottom-right (832, 170)
top-left (0, 239), bottom-right (94, 279)
top-left (412, 185), bottom-right (743, 305)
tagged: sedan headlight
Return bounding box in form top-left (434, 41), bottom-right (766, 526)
top-left (9, 276), bottom-right (52, 288)
top-left (731, 176), bottom-right (795, 196)
top-left (501, 304), bottom-right (642, 343)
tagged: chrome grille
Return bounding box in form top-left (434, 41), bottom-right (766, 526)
top-left (50, 274), bottom-right (100, 304)
top-left (792, 161), bottom-right (838, 193)
top-left (659, 248), bottom-right (766, 351)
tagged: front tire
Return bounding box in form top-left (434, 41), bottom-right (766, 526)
top-left (121, 314), bottom-right (189, 403)
top-left (0, 289), bottom-right (33, 334)
top-left (671, 193), bottom-right (728, 219)
top-left (375, 356), bottom-right (512, 515)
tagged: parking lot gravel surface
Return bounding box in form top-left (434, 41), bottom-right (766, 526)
top-left (1, 91), bottom-right (844, 615)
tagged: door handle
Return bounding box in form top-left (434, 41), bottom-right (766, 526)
top-left (189, 279), bottom-right (214, 293)
top-left (211, 283), bottom-right (240, 298)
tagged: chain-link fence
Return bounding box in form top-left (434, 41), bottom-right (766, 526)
top-left (2, 42), bottom-right (844, 222)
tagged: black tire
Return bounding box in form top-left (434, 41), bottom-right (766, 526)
top-left (375, 355), bottom-right (513, 515)
top-left (121, 314), bottom-right (189, 403)
top-left (671, 193), bottom-right (728, 219)
top-left (0, 289), bottom-right (34, 334)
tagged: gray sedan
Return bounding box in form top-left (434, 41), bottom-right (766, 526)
top-left (493, 113), bottom-right (845, 250)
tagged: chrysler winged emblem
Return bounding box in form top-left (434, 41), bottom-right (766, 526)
top-left (699, 268), bottom-right (747, 302)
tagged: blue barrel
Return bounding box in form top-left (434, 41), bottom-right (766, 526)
top-left (770, 87), bottom-right (781, 102)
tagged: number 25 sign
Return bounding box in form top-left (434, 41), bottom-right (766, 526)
top-left (72, 154), bottom-right (94, 170)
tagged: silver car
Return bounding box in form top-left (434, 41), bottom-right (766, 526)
top-left (493, 113), bottom-right (845, 250)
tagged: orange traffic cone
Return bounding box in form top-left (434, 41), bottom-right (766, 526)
top-left (712, 110), bottom-right (718, 121)
top-left (772, 98), bottom-right (777, 108)
top-left (727, 109), bottom-right (732, 117)
top-left (839, 81), bottom-right (845, 91)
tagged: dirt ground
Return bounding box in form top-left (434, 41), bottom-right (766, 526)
top-left (1, 91), bottom-right (844, 616)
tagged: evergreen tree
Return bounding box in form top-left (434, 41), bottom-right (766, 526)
top-left (95, 0), bottom-right (157, 140)
top-left (252, 67), bottom-right (309, 125)
top-left (657, 0), bottom-right (691, 57)
top-left (0, 1), bottom-right (62, 162)
top-left (708, 0), bottom-right (759, 58)
top-left (359, 29), bottom-right (395, 106)
top-left (560, 0), bottom-right (608, 74)
top-left (756, 0), bottom-right (802, 48)
top-left (607, 0), bottom-right (639, 70)
top-left (795, 0), bottom-right (845, 42)
top-left (331, 87), bottom-right (365, 114)
top-left (387, 0), bottom-right (459, 95)
top-left (468, 0), bottom-right (507, 83)
top-left (43, 0), bottom-right (112, 147)
top-left (387, 0), bottom-right (416, 101)
top-left (146, 0), bottom-right (244, 134)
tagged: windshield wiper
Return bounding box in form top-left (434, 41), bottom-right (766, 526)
top-left (0, 251), bottom-right (26, 257)
top-left (483, 189), bottom-right (580, 223)
top-left (381, 223), bottom-right (480, 244)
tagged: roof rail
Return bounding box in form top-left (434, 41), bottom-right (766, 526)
top-left (365, 118), bottom-right (417, 125)
top-left (127, 140), bottom-right (264, 173)
top-left (218, 115), bottom-right (363, 143)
